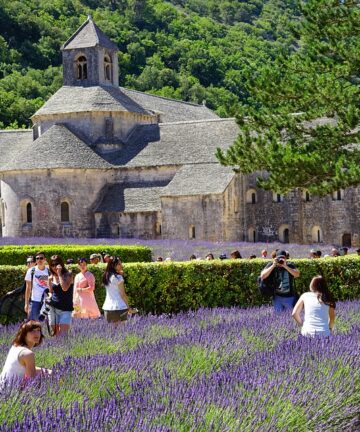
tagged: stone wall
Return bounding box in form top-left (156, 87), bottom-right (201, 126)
top-left (161, 194), bottom-right (225, 241)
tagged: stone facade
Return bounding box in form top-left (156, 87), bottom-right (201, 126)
top-left (0, 17), bottom-right (359, 247)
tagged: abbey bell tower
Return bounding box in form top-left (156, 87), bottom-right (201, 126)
top-left (61, 15), bottom-right (119, 87)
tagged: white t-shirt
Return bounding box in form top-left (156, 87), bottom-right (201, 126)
top-left (25, 266), bottom-right (49, 302)
top-left (0, 345), bottom-right (32, 381)
top-left (102, 274), bottom-right (127, 311)
top-left (301, 292), bottom-right (331, 337)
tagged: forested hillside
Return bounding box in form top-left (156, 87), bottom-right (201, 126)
top-left (0, 0), bottom-right (300, 128)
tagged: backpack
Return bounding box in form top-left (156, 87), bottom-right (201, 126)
top-left (257, 272), bottom-right (277, 298)
top-left (0, 267), bottom-right (36, 323)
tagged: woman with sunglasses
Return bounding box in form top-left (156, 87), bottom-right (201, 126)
top-left (73, 258), bottom-right (101, 319)
top-left (1, 320), bottom-right (51, 383)
top-left (48, 255), bottom-right (74, 336)
top-left (102, 256), bottom-right (129, 324)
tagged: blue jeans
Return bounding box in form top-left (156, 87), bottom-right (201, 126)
top-left (273, 295), bottom-right (295, 313)
top-left (29, 300), bottom-right (42, 320)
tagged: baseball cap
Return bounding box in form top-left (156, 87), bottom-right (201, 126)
top-left (276, 250), bottom-right (287, 258)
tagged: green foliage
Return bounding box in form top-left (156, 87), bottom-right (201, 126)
top-left (1, 257), bottom-right (360, 319)
top-left (0, 0), bottom-right (299, 127)
top-left (217, 0), bottom-right (360, 195)
top-left (0, 244), bottom-right (152, 265)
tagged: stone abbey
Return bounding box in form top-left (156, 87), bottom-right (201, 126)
top-left (0, 17), bottom-right (358, 247)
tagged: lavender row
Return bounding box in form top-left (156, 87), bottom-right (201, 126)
top-left (0, 302), bottom-right (359, 431)
top-left (0, 237), bottom-right (349, 260)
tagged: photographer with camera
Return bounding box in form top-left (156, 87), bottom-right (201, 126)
top-left (47, 255), bottom-right (74, 337)
top-left (260, 249), bottom-right (300, 313)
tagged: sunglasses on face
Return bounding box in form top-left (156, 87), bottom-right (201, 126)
top-left (36, 256), bottom-right (45, 261)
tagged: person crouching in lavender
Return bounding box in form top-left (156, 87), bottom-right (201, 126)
top-left (292, 276), bottom-right (336, 337)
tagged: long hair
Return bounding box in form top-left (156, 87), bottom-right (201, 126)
top-left (48, 255), bottom-right (69, 277)
top-left (310, 276), bottom-right (336, 308)
top-left (102, 256), bottom-right (122, 286)
top-left (13, 320), bottom-right (44, 347)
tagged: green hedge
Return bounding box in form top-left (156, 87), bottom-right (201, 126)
top-left (1, 257), bottom-right (360, 318)
top-left (0, 244), bottom-right (152, 265)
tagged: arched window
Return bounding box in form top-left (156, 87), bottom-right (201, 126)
top-left (248, 228), bottom-right (256, 243)
top-left (342, 233), bottom-right (351, 247)
top-left (76, 56), bottom-right (87, 80)
top-left (105, 118), bottom-right (113, 139)
top-left (111, 223), bottom-right (120, 236)
top-left (311, 225), bottom-right (323, 243)
top-left (189, 225), bottom-right (196, 239)
top-left (246, 188), bottom-right (257, 204)
top-left (302, 191), bottom-right (311, 202)
top-left (332, 190), bottom-right (343, 201)
top-left (104, 55), bottom-right (112, 81)
top-left (0, 199), bottom-right (5, 227)
top-left (155, 222), bottom-right (162, 235)
top-left (61, 202), bottom-right (70, 223)
top-left (272, 192), bottom-right (284, 203)
top-left (279, 224), bottom-right (290, 243)
top-left (26, 203), bottom-right (32, 223)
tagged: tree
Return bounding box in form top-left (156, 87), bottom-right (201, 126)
top-left (216, 0), bottom-right (360, 196)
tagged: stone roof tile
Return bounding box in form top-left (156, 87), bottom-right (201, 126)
top-left (121, 87), bottom-right (219, 123)
top-left (161, 164), bottom-right (235, 197)
top-left (0, 125), bottom-right (111, 171)
top-left (33, 86), bottom-right (150, 117)
top-left (62, 17), bottom-right (118, 51)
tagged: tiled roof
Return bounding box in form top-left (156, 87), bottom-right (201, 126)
top-left (95, 181), bottom-right (169, 212)
top-left (62, 17), bottom-right (118, 51)
top-left (106, 118), bottom-right (239, 167)
top-left (32, 86), bottom-right (150, 117)
top-left (161, 164), bottom-right (235, 197)
top-left (0, 125), bottom-right (111, 171)
top-left (120, 88), bottom-right (219, 123)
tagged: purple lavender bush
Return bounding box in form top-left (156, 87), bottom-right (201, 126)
top-left (0, 301), bottom-right (359, 431)
top-left (0, 237), bottom-right (348, 260)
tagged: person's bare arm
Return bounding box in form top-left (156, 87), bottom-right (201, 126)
top-left (260, 262), bottom-right (276, 279)
top-left (118, 279), bottom-right (129, 308)
top-left (80, 273), bottom-right (95, 292)
top-left (329, 307), bottom-right (335, 334)
top-left (283, 263), bottom-right (300, 278)
top-left (57, 267), bottom-right (73, 291)
top-left (24, 281), bottom-right (32, 315)
top-left (19, 350), bottom-right (36, 378)
top-left (292, 296), bottom-right (304, 326)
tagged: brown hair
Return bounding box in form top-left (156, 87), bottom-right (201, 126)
top-left (13, 320), bottom-right (44, 347)
top-left (49, 255), bottom-right (69, 277)
top-left (310, 276), bottom-right (336, 309)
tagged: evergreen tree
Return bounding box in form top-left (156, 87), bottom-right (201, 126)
top-left (217, 0), bottom-right (360, 195)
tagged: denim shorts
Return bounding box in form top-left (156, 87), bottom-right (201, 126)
top-left (29, 300), bottom-right (43, 321)
top-left (48, 307), bottom-right (72, 326)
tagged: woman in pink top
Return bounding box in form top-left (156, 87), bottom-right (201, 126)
top-left (73, 258), bottom-right (101, 319)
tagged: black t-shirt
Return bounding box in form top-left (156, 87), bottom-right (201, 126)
top-left (264, 262), bottom-right (297, 297)
top-left (51, 281), bottom-right (74, 311)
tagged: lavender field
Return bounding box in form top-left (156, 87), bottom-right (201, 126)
top-left (0, 237), bottom-right (347, 260)
top-left (0, 302), bottom-right (359, 431)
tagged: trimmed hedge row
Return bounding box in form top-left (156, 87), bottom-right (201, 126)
top-left (1, 257), bottom-right (360, 316)
top-left (0, 245), bottom-right (152, 265)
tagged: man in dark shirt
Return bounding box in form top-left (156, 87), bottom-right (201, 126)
top-left (260, 249), bottom-right (300, 312)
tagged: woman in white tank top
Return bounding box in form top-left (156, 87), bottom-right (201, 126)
top-left (292, 276), bottom-right (336, 337)
top-left (0, 320), bottom-right (51, 383)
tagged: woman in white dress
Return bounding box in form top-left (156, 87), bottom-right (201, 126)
top-left (102, 256), bottom-right (129, 324)
top-left (0, 320), bottom-right (51, 383)
top-left (292, 275), bottom-right (336, 337)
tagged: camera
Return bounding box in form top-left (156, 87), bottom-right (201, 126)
top-left (276, 257), bottom-right (285, 265)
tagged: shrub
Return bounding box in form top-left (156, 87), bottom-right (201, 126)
top-left (0, 244), bottom-right (152, 265)
top-left (1, 257), bottom-right (359, 318)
